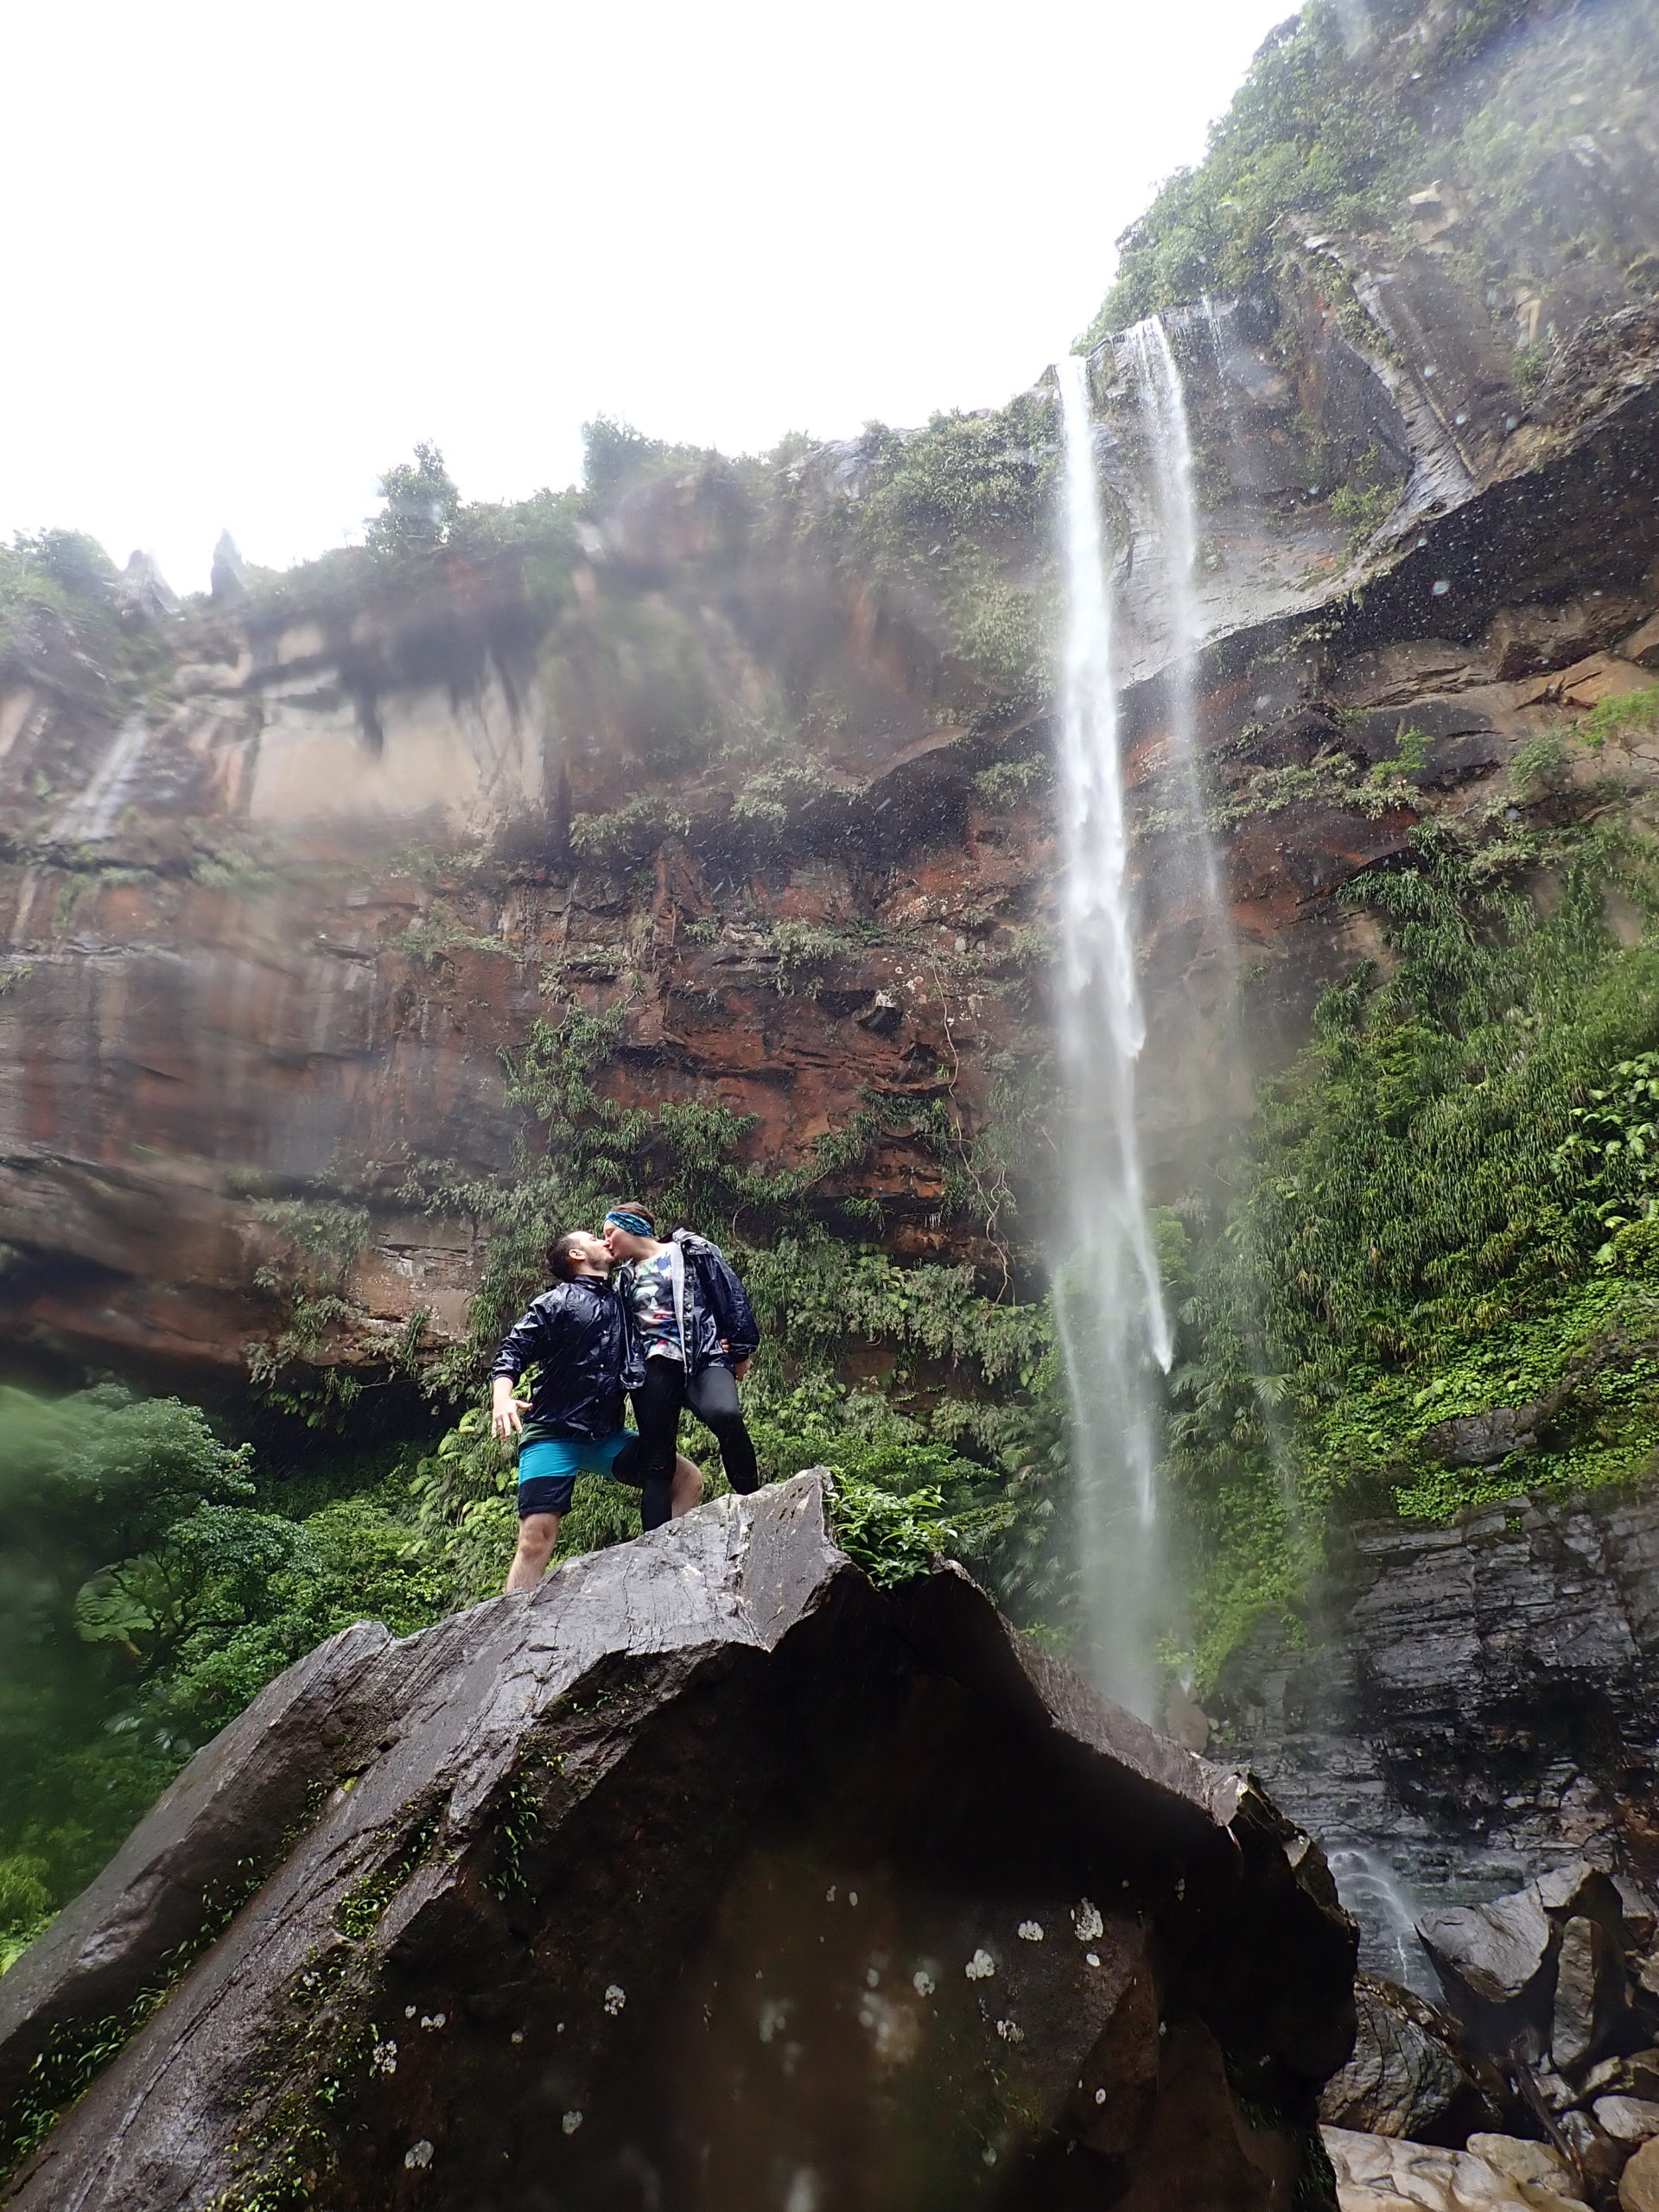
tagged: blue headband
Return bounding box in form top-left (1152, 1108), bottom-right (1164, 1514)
top-left (605, 1210), bottom-right (655, 1237)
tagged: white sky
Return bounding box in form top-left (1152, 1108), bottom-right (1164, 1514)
top-left (4, 0), bottom-right (1293, 592)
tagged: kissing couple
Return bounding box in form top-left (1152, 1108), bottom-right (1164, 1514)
top-left (489, 1203), bottom-right (760, 1592)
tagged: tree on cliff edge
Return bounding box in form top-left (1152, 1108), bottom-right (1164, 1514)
top-left (366, 441), bottom-right (461, 559)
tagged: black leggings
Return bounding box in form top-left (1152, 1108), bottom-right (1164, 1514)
top-left (614, 1358), bottom-right (760, 1531)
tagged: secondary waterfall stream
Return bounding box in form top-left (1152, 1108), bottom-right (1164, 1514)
top-left (1052, 353), bottom-right (1170, 1718)
top-left (1127, 315), bottom-right (1224, 923)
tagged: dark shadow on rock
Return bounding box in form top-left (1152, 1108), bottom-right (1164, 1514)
top-left (0, 1475), bottom-right (1356, 2211)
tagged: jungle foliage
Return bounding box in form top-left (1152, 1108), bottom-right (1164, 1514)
top-left (0, 1386), bottom-right (458, 1967)
top-left (794, 397), bottom-right (1058, 712)
top-left (397, 995), bottom-right (1067, 1617)
top-left (1084, 0), bottom-right (1538, 339)
top-left (1162, 818), bottom-right (1659, 1685)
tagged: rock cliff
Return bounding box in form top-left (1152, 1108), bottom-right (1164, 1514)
top-left (1217, 1489), bottom-right (1659, 1946)
top-left (4, 287), bottom-right (1659, 1387)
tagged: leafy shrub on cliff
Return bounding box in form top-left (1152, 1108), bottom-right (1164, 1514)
top-left (825, 1474), bottom-right (955, 1588)
top-left (0, 529), bottom-right (124, 689)
top-left (1165, 820), bottom-right (1659, 1683)
top-left (803, 399), bottom-right (1057, 712)
top-left (365, 442), bottom-right (462, 560)
top-left (1083, 0), bottom-right (1532, 338)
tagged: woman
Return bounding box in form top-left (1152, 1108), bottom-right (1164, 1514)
top-left (490, 1230), bottom-right (702, 1592)
top-left (601, 1203), bottom-right (761, 1532)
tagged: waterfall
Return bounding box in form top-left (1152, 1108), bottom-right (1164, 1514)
top-left (1052, 352), bottom-right (1171, 1719)
top-left (51, 713), bottom-right (151, 846)
top-left (1326, 1847), bottom-right (1438, 2000)
top-left (1128, 315), bottom-right (1225, 922)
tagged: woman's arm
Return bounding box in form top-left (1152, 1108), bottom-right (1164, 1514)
top-left (701, 1250), bottom-right (760, 1367)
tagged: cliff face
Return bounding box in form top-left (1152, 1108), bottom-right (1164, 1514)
top-left (4, 0), bottom-right (1659, 1406)
top-left (1217, 1490), bottom-right (1659, 1956)
top-left (4, 313), bottom-right (1659, 1387)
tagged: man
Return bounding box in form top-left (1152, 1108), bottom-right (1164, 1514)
top-left (601, 1203), bottom-right (761, 1529)
top-left (491, 1229), bottom-right (702, 1593)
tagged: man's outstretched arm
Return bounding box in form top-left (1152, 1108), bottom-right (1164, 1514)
top-left (491, 1296), bottom-right (561, 1437)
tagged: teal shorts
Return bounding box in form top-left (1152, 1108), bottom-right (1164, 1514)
top-left (517, 1428), bottom-right (633, 1517)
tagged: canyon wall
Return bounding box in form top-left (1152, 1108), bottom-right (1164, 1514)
top-left (4, 296), bottom-right (1659, 1387)
top-left (1, 0), bottom-right (1657, 1436)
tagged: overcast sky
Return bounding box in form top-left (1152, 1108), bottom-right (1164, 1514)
top-left (4, 0), bottom-right (1293, 592)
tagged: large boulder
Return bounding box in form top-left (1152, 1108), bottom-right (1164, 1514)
top-left (0, 1475), bottom-right (1357, 2211)
top-left (1554, 1916), bottom-right (1631, 2075)
top-left (1420, 1890), bottom-right (1558, 2043)
top-left (1418, 1862), bottom-right (1655, 2088)
top-left (1319, 1973), bottom-right (1498, 2143)
top-left (1324, 2125), bottom-right (1591, 2211)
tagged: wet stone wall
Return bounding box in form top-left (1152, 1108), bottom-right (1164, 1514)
top-left (1210, 1491), bottom-right (1659, 1983)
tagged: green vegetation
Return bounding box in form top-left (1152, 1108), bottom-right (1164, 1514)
top-left (1161, 818), bottom-right (1659, 1685)
top-left (1080, 0), bottom-right (1642, 365)
top-left (364, 442), bottom-right (462, 561)
top-left (245, 1201), bottom-right (379, 1426)
top-left (1084, 2), bottom-right (1444, 336)
top-left (825, 1474), bottom-right (956, 1588)
top-left (0, 1385), bottom-right (459, 1961)
top-left (0, 529), bottom-right (152, 709)
top-left (795, 396), bottom-right (1058, 715)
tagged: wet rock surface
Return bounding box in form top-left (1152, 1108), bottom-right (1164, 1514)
top-left (1323, 2123), bottom-right (1592, 2211)
top-left (0, 1475), bottom-right (1356, 2211)
top-left (1214, 1491), bottom-right (1659, 1936)
top-left (1318, 1974), bottom-right (1498, 2145)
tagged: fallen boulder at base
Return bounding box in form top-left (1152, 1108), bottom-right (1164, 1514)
top-left (1319, 1973), bottom-right (1503, 2145)
top-left (1323, 2124), bottom-right (1592, 2212)
top-left (0, 1472), bottom-right (1357, 2211)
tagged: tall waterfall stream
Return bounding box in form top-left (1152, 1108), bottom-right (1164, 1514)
top-left (1052, 351), bottom-right (1170, 1719)
top-left (1052, 324), bottom-right (1234, 1719)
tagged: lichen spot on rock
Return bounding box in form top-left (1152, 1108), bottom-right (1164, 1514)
top-left (603, 1983), bottom-right (626, 2015)
top-left (965, 1948), bottom-right (995, 1980)
top-left (562, 2111), bottom-right (583, 2136)
top-left (1073, 1900), bottom-right (1104, 1941)
top-left (404, 2141), bottom-right (433, 2170)
top-left (1018, 1920), bottom-right (1044, 1942)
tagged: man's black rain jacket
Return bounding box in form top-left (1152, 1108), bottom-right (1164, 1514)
top-left (490, 1277), bottom-right (632, 1439)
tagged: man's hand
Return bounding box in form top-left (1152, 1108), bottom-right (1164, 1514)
top-left (491, 1376), bottom-right (525, 1440)
top-left (734, 1357), bottom-right (753, 1382)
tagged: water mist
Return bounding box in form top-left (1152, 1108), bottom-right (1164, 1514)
top-left (1052, 353), bottom-right (1171, 1719)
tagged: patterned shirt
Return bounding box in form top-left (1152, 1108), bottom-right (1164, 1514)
top-left (631, 1251), bottom-right (683, 1362)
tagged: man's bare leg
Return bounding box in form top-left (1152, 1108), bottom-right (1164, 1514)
top-left (670, 1454), bottom-right (703, 1518)
top-left (506, 1510), bottom-right (561, 1592)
